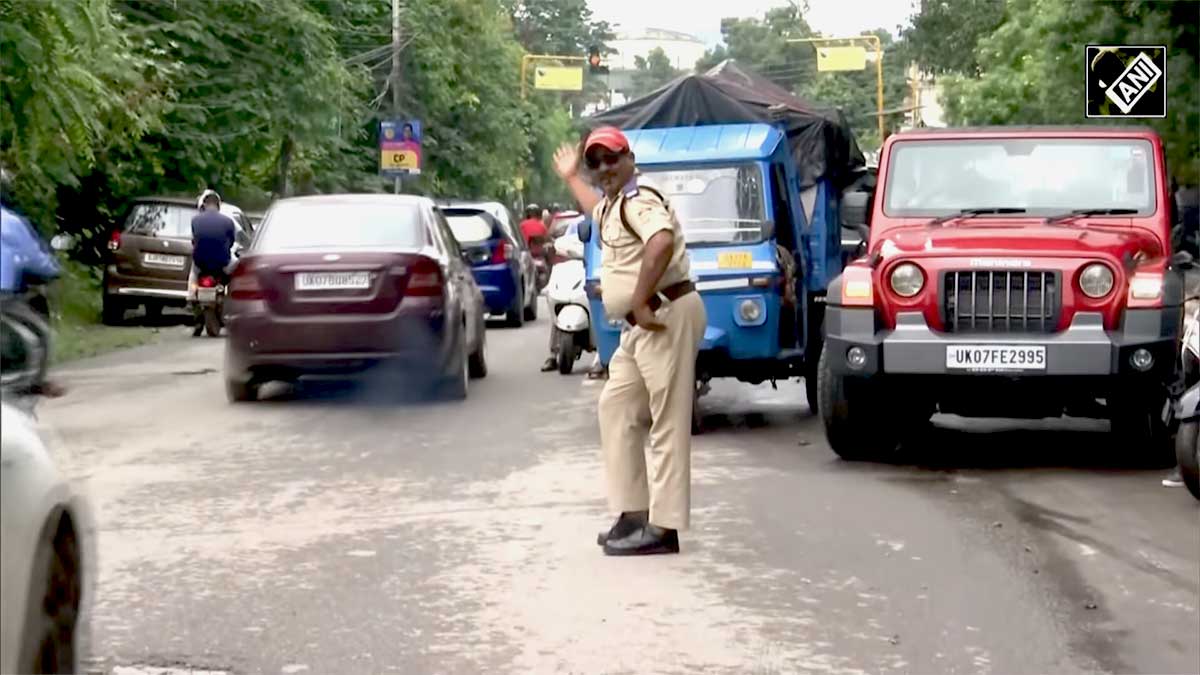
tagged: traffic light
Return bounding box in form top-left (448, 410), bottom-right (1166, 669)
top-left (588, 45), bottom-right (608, 74)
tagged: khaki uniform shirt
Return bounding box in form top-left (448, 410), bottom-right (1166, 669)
top-left (593, 180), bottom-right (691, 320)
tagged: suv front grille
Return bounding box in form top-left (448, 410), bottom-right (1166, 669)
top-left (942, 270), bottom-right (1060, 333)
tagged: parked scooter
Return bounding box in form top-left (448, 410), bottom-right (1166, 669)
top-left (544, 234), bottom-right (594, 374)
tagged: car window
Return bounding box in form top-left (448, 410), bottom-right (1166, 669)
top-left (432, 209), bottom-right (463, 258)
top-left (443, 212), bottom-right (495, 245)
top-left (255, 201), bottom-right (425, 251)
top-left (123, 203), bottom-right (195, 238)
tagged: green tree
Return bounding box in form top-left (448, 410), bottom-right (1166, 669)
top-left (940, 0), bottom-right (1199, 182)
top-left (0, 0), bottom-right (161, 232)
top-left (900, 0), bottom-right (1006, 76)
top-left (628, 47), bottom-right (683, 99)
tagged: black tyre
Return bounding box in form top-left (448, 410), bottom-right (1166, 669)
top-left (17, 516), bottom-right (80, 675)
top-left (204, 307), bottom-right (221, 337)
top-left (523, 282), bottom-right (538, 321)
top-left (101, 295), bottom-right (125, 326)
top-left (1110, 394), bottom-right (1174, 468)
top-left (226, 376), bottom-right (258, 403)
top-left (1176, 420), bottom-right (1200, 500)
top-left (804, 351), bottom-right (820, 416)
top-left (506, 288), bottom-right (525, 328)
top-left (817, 347), bottom-right (901, 461)
top-left (557, 330), bottom-right (575, 375)
top-left (441, 329), bottom-right (469, 400)
top-left (468, 325), bottom-right (488, 379)
top-left (144, 302), bottom-right (163, 321)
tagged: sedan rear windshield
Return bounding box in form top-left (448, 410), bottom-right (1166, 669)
top-left (255, 202), bottom-right (424, 251)
top-left (124, 203), bottom-right (196, 238)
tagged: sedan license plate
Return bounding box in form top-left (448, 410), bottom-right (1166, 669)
top-left (717, 251), bottom-right (752, 269)
top-left (143, 253), bottom-right (186, 267)
top-left (294, 271), bottom-right (370, 291)
top-left (946, 345), bottom-right (1046, 371)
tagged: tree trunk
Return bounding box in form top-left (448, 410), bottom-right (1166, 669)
top-left (274, 135), bottom-right (294, 197)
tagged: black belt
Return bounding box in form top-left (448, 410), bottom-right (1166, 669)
top-left (625, 280), bottom-right (695, 326)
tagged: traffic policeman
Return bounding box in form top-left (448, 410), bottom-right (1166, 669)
top-left (553, 126), bottom-right (705, 556)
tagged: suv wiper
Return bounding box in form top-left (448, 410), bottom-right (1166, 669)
top-left (928, 207), bottom-right (1027, 226)
top-left (1043, 208), bottom-right (1138, 225)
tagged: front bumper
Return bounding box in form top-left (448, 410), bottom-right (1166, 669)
top-left (825, 308), bottom-right (1177, 379)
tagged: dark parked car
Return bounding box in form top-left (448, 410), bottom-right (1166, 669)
top-left (438, 200), bottom-right (536, 326)
top-left (223, 194), bottom-right (488, 402)
top-left (102, 196), bottom-right (253, 324)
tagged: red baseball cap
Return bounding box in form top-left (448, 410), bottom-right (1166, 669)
top-left (584, 126), bottom-right (630, 154)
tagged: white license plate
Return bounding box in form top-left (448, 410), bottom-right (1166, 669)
top-left (143, 253), bottom-right (186, 267)
top-left (294, 271), bottom-right (370, 291)
top-left (196, 288), bottom-right (217, 302)
top-left (946, 345), bottom-right (1046, 371)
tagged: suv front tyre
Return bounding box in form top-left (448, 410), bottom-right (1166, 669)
top-left (817, 347), bottom-right (900, 460)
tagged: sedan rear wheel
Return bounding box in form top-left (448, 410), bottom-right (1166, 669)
top-left (441, 327), bottom-right (469, 400)
top-left (469, 325), bottom-right (488, 379)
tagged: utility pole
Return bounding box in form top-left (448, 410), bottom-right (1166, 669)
top-left (391, 0), bottom-right (402, 195)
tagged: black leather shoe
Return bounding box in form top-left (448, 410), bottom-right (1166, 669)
top-left (596, 510), bottom-right (648, 546)
top-left (602, 524), bottom-right (680, 556)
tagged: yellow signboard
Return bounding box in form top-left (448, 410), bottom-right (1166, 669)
top-left (380, 148), bottom-right (420, 174)
top-left (816, 46), bottom-right (868, 72)
top-left (534, 65), bottom-right (584, 91)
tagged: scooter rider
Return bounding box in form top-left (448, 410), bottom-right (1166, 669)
top-left (1, 168), bottom-right (66, 397)
top-left (189, 189), bottom-right (237, 335)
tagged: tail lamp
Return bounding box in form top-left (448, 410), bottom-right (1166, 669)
top-left (407, 257), bottom-right (444, 297)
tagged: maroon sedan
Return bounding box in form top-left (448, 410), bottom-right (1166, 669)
top-left (223, 195), bottom-right (488, 402)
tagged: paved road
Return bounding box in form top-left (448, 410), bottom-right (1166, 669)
top-left (37, 315), bottom-right (1199, 675)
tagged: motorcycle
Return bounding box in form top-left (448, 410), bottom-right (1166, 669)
top-left (191, 272), bottom-right (227, 337)
top-left (1174, 287), bottom-right (1200, 499)
top-left (544, 234), bottom-right (594, 375)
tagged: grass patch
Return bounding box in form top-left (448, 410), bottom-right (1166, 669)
top-left (49, 260), bottom-right (167, 364)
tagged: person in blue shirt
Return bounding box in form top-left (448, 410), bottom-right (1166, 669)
top-left (1, 169), bottom-right (65, 396)
top-left (191, 189), bottom-right (236, 277)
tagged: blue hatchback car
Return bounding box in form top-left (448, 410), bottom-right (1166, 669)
top-left (442, 206), bottom-right (526, 326)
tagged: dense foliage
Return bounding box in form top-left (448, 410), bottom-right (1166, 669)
top-left (0, 0), bottom-right (598, 260)
top-left (905, 0), bottom-right (1198, 183)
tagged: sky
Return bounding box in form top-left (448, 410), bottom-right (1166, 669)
top-left (586, 0), bottom-right (918, 48)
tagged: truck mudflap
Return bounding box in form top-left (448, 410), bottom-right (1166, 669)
top-left (824, 307), bottom-right (1178, 379)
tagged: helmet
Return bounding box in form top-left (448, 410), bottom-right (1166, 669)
top-left (525, 203), bottom-right (541, 218)
top-left (197, 189), bottom-right (222, 210)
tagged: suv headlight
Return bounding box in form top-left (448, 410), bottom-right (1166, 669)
top-left (1079, 263), bottom-right (1114, 298)
top-left (889, 263), bottom-right (924, 297)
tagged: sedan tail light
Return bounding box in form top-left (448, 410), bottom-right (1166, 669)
top-left (407, 256), bottom-right (444, 296)
top-left (229, 263), bottom-right (264, 300)
top-left (108, 230), bottom-right (122, 251)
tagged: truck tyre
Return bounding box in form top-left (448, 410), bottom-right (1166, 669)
top-left (817, 347), bottom-right (899, 460)
top-left (1176, 420), bottom-right (1200, 500)
top-left (1110, 394), bottom-right (1173, 468)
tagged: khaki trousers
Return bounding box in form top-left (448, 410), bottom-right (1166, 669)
top-left (598, 291), bottom-right (706, 531)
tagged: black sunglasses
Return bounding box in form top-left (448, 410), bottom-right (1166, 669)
top-left (585, 150), bottom-right (627, 170)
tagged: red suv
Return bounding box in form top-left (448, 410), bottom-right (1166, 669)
top-left (819, 126), bottom-right (1184, 462)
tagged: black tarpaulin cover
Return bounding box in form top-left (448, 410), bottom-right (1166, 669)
top-left (588, 60), bottom-right (866, 190)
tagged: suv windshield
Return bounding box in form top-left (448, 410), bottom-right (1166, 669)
top-left (884, 138), bottom-right (1156, 217)
top-left (124, 203), bottom-right (195, 238)
top-left (639, 164), bottom-right (768, 244)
